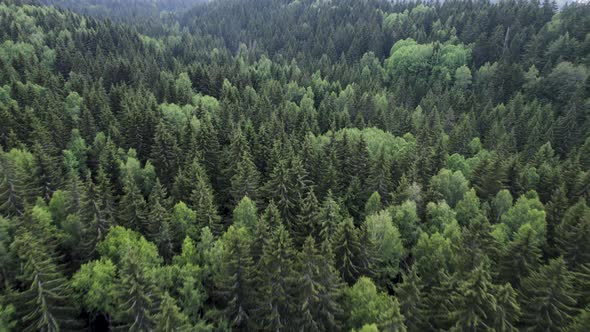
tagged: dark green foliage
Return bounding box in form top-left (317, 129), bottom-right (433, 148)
top-left (519, 258), bottom-right (578, 331)
top-left (9, 232), bottom-right (80, 331)
top-left (1, 0), bottom-right (590, 329)
top-left (555, 200), bottom-right (590, 268)
top-left (295, 237), bottom-right (343, 331)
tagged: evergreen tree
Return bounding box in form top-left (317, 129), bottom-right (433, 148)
top-left (118, 175), bottom-right (148, 233)
top-left (189, 173), bottom-right (222, 237)
top-left (214, 226), bottom-right (254, 331)
top-left (493, 283), bottom-right (521, 332)
top-left (295, 236), bottom-right (343, 332)
top-left (395, 270), bottom-right (427, 332)
top-left (9, 232), bottom-right (80, 331)
top-left (519, 258), bottom-right (578, 331)
top-left (332, 218), bottom-right (363, 285)
top-left (153, 292), bottom-right (191, 332)
top-left (255, 225), bottom-right (297, 330)
top-left (555, 200), bottom-right (590, 268)
top-left (115, 251), bottom-right (160, 332)
top-left (230, 151), bottom-right (261, 206)
top-left (450, 263), bottom-right (498, 331)
top-left (294, 189), bottom-right (321, 246)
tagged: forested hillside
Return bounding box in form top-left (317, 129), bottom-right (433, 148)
top-left (39, 0), bottom-right (208, 20)
top-left (1, 0), bottom-right (590, 330)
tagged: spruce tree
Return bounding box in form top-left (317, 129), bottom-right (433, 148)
top-left (450, 263), bottom-right (498, 331)
top-left (255, 225), bottom-right (297, 330)
top-left (189, 173), bottom-right (222, 237)
top-left (519, 258), bottom-right (578, 331)
top-left (294, 189), bottom-right (321, 246)
top-left (115, 251), bottom-right (160, 332)
top-left (332, 218), bottom-right (363, 285)
top-left (295, 236), bottom-right (343, 332)
top-left (214, 226), bottom-right (254, 331)
top-left (395, 270), bottom-right (427, 332)
top-left (555, 200), bottom-right (590, 268)
top-left (9, 232), bottom-right (80, 331)
top-left (230, 150), bottom-right (261, 206)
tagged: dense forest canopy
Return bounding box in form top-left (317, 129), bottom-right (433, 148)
top-left (0, 0), bottom-right (590, 330)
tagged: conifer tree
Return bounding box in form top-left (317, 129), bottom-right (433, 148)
top-left (153, 292), bottom-right (191, 332)
top-left (214, 226), bottom-right (254, 331)
top-left (118, 175), bottom-right (148, 233)
top-left (364, 191), bottom-right (382, 217)
top-left (115, 250), bottom-right (160, 332)
top-left (0, 150), bottom-right (26, 216)
top-left (493, 283), bottom-right (521, 332)
top-left (295, 236), bottom-right (343, 332)
top-left (555, 200), bottom-right (590, 268)
top-left (450, 263), bottom-right (498, 331)
top-left (230, 151), bottom-right (261, 206)
top-left (232, 196), bottom-right (257, 233)
top-left (294, 189), bottom-right (321, 246)
top-left (189, 173), bottom-right (222, 237)
top-left (255, 225), bottom-right (297, 330)
top-left (150, 121), bottom-right (181, 188)
top-left (332, 218), bottom-right (363, 285)
top-left (318, 191), bottom-right (344, 243)
top-left (172, 158), bottom-right (209, 206)
top-left (395, 270), bottom-right (427, 332)
top-left (9, 232), bottom-right (80, 331)
top-left (519, 258), bottom-right (578, 331)
top-left (498, 224), bottom-right (542, 287)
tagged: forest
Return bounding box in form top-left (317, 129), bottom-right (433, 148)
top-left (0, 0), bottom-right (590, 330)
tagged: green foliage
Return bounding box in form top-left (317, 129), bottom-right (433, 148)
top-left (430, 168), bottom-right (470, 208)
top-left (343, 277), bottom-right (406, 331)
top-left (1, 0), bottom-right (589, 330)
top-left (232, 196), bottom-right (257, 233)
top-left (364, 210), bottom-right (403, 286)
top-left (520, 258), bottom-right (578, 331)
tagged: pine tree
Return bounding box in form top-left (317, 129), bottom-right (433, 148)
top-left (251, 201), bottom-right (283, 262)
top-left (364, 191), bottom-right (382, 217)
top-left (232, 196), bottom-right (257, 233)
top-left (79, 171), bottom-right (114, 261)
top-left (196, 116), bottom-right (221, 191)
top-left (318, 191), bottom-right (344, 243)
top-left (150, 121), bottom-right (181, 188)
top-left (0, 149), bottom-right (26, 216)
top-left (172, 158), bottom-right (209, 206)
top-left (568, 307), bottom-right (590, 332)
top-left (367, 148), bottom-right (393, 202)
top-left (31, 141), bottom-right (63, 201)
top-left (118, 175), bottom-right (148, 233)
top-left (493, 283), bottom-right (520, 332)
top-left (574, 263), bottom-right (590, 309)
top-left (519, 258), bottom-right (578, 331)
top-left (264, 157), bottom-right (310, 228)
